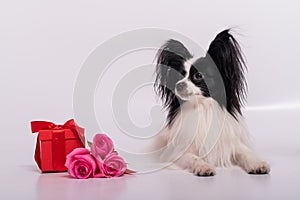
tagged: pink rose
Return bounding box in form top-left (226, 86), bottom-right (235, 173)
top-left (91, 134), bottom-right (114, 159)
top-left (65, 148), bottom-right (97, 179)
top-left (100, 152), bottom-right (127, 177)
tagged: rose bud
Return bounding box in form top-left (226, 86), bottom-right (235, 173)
top-left (91, 134), bottom-right (114, 159)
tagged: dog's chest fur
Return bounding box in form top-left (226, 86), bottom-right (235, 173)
top-left (164, 97), bottom-right (250, 167)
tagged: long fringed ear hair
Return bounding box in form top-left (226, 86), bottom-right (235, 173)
top-left (154, 39), bottom-right (192, 125)
top-left (206, 29), bottom-right (247, 117)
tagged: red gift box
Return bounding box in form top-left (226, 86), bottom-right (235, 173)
top-left (31, 119), bottom-right (85, 172)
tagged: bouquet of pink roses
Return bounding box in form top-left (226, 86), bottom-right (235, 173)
top-left (65, 134), bottom-right (134, 179)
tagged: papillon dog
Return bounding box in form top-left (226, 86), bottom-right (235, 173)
top-left (153, 29), bottom-right (270, 176)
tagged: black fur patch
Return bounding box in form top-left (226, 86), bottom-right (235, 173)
top-left (207, 29), bottom-right (247, 117)
top-left (154, 39), bottom-right (192, 125)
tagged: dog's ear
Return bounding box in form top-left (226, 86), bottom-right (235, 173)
top-left (155, 39), bottom-right (192, 102)
top-left (154, 39), bottom-right (192, 125)
top-left (207, 29), bottom-right (247, 117)
top-left (156, 39), bottom-right (192, 69)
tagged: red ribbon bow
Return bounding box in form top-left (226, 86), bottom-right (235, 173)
top-left (31, 119), bottom-right (85, 171)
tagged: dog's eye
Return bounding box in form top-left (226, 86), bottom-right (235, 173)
top-left (193, 72), bottom-right (204, 81)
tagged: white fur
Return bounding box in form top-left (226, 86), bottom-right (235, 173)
top-left (154, 97), bottom-right (270, 176)
top-left (153, 59), bottom-right (270, 176)
top-left (175, 59), bottom-right (202, 100)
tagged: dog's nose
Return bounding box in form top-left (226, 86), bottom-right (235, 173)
top-left (176, 82), bottom-right (187, 91)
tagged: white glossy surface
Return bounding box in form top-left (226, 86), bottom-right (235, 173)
top-left (2, 154), bottom-right (300, 200)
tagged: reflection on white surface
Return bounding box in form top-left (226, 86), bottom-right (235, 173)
top-left (36, 173), bottom-right (129, 200)
top-left (246, 102), bottom-right (300, 111)
top-left (3, 156), bottom-right (300, 200)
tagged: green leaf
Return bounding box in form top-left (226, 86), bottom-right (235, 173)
top-left (87, 140), bottom-right (92, 148)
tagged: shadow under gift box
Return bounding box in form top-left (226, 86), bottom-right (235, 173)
top-left (31, 119), bottom-right (85, 172)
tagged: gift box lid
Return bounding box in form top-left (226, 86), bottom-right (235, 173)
top-left (31, 119), bottom-right (85, 142)
top-left (38, 129), bottom-right (81, 141)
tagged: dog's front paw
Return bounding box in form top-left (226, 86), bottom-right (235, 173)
top-left (248, 161), bottom-right (270, 175)
top-left (192, 164), bottom-right (216, 176)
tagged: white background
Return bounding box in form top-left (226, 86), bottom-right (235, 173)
top-left (1, 0), bottom-right (300, 199)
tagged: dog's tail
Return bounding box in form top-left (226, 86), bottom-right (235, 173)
top-left (207, 29), bottom-right (247, 117)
